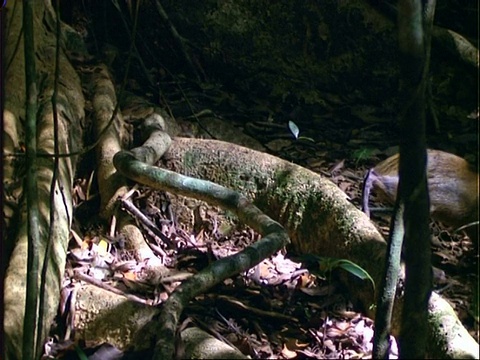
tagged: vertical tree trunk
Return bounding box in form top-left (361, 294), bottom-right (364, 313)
top-left (3, 1), bottom-right (85, 358)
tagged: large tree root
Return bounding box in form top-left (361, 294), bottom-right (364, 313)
top-left (111, 126), bottom-right (479, 357)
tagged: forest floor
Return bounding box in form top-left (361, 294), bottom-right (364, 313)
top-left (51, 77), bottom-right (478, 359)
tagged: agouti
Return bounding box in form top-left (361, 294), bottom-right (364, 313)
top-left (362, 149), bottom-right (479, 243)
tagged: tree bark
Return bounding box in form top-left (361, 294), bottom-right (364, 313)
top-left (3, 2), bottom-right (85, 359)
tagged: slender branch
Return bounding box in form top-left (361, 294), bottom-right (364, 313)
top-left (372, 203), bottom-right (404, 358)
top-left (36, 0), bottom-right (62, 355)
top-left (120, 198), bottom-right (174, 248)
top-left (22, 0), bottom-right (40, 358)
top-left (73, 271), bottom-right (153, 305)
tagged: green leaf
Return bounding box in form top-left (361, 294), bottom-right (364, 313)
top-left (305, 254), bottom-right (375, 290)
top-left (75, 345), bottom-right (89, 360)
top-left (288, 120), bottom-right (300, 139)
top-left (352, 148), bottom-right (378, 166)
top-left (295, 255), bottom-right (375, 291)
top-left (335, 259), bottom-right (375, 290)
top-left (298, 136), bottom-right (315, 142)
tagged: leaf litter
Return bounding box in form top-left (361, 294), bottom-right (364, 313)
top-left (50, 138), bottom-right (477, 360)
top-left (50, 179), bottom-right (400, 359)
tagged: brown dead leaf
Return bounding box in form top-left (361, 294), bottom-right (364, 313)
top-left (281, 342), bottom-right (299, 359)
